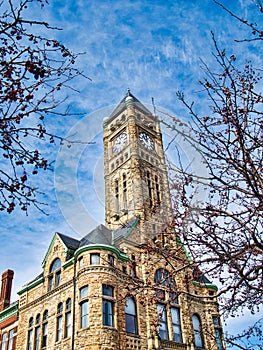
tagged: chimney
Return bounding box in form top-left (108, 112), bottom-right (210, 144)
top-left (0, 269), bottom-right (14, 311)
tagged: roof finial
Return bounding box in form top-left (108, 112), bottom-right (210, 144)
top-left (127, 88), bottom-right (131, 96)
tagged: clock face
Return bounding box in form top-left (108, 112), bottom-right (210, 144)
top-left (112, 132), bottom-right (127, 154)
top-left (139, 132), bottom-right (154, 151)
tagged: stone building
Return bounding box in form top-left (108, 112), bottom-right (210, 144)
top-left (1, 92), bottom-right (225, 350)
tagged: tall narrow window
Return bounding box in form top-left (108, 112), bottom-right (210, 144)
top-left (7, 329), bottom-right (14, 350)
top-left (171, 307), bottom-right (182, 342)
top-left (42, 310), bottom-right (48, 348)
top-left (125, 298), bottom-right (138, 334)
top-left (115, 179), bottom-right (120, 213)
top-left (157, 304), bottom-right (168, 340)
top-left (80, 302), bottom-right (88, 328)
top-left (147, 171), bottom-right (153, 207)
top-left (213, 316), bottom-right (224, 350)
top-left (56, 303), bottom-right (63, 342)
top-left (80, 286), bottom-right (89, 328)
top-left (123, 174), bottom-right (128, 209)
top-left (192, 314), bottom-right (204, 348)
top-left (48, 258), bottom-right (61, 291)
top-left (1, 333), bottom-right (7, 350)
top-left (155, 175), bottom-right (161, 204)
top-left (108, 254), bottom-right (115, 267)
top-left (102, 284), bottom-right (114, 327)
top-left (131, 254), bottom-right (136, 278)
top-left (65, 298), bottom-right (72, 338)
top-left (78, 256), bottom-right (83, 269)
top-left (27, 318), bottom-right (33, 350)
top-left (34, 314), bottom-right (41, 350)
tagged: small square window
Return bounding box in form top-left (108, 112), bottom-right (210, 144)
top-left (90, 253), bottom-right (100, 265)
top-left (102, 284), bottom-right (114, 297)
top-left (80, 286), bottom-right (88, 299)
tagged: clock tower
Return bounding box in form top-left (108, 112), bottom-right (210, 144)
top-left (103, 90), bottom-right (173, 234)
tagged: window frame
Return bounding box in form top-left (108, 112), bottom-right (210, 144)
top-left (79, 286), bottom-right (89, 329)
top-left (157, 303), bottom-right (168, 340)
top-left (125, 297), bottom-right (138, 335)
top-left (90, 253), bottom-right (100, 265)
top-left (154, 268), bottom-right (182, 343)
top-left (7, 329), bottom-right (14, 350)
top-left (41, 310), bottom-right (48, 348)
top-left (213, 316), bottom-right (224, 350)
top-left (192, 314), bottom-right (204, 348)
top-left (48, 258), bottom-right (61, 291)
top-left (65, 298), bottom-right (72, 338)
top-left (56, 303), bottom-right (63, 342)
top-left (102, 284), bottom-right (115, 327)
top-left (1, 333), bottom-right (7, 350)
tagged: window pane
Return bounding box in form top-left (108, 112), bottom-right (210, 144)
top-left (35, 326), bottom-right (40, 350)
top-left (125, 298), bottom-right (136, 314)
top-left (55, 271), bottom-right (61, 287)
top-left (103, 300), bottom-right (113, 326)
top-left (42, 323), bottom-right (48, 347)
top-left (192, 314), bottom-right (204, 348)
top-left (157, 304), bottom-right (168, 340)
top-left (125, 314), bottom-right (137, 334)
top-left (102, 284), bottom-right (113, 297)
top-left (171, 307), bottom-right (180, 324)
top-left (66, 298), bottom-right (72, 310)
top-left (27, 330), bottom-right (33, 350)
top-left (216, 328), bottom-right (224, 350)
top-left (79, 257), bottom-right (83, 269)
top-left (1, 333), bottom-right (6, 350)
top-left (7, 329), bottom-right (14, 350)
top-left (125, 298), bottom-right (137, 334)
top-left (57, 316), bottom-right (62, 341)
top-left (65, 312), bottom-right (72, 338)
top-left (171, 307), bottom-right (182, 342)
top-left (57, 302), bottom-right (63, 314)
top-left (80, 286), bottom-right (88, 299)
top-left (80, 301), bottom-right (88, 328)
top-left (108, 255), bottom-right (114, 266)
top-left (48, 276), bottom-right (53, 291)
top-left (36, 314), bottom-right (41, 324)
top-left (90, 253), bottom-right (100, 265)
top-left (43, 310), bottom-right (48, 321)
top-left (29, 317), bottom-right (34, 328)
top-left (50, 258), bottom-right (61, 272)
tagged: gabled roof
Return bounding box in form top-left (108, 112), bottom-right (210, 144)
top-left (57, 232), bottom-right (80, 251)
top-left (107, 90), bottom-right (153, 123)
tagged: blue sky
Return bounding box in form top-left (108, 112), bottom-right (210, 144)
top-left (1, 0), bottom-right (262, 346)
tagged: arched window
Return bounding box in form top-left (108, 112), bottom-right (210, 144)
top-left (50, 258), bottom-right (61, 272)
top-left (154, 269), bottom-right (182, 342)
top-left (34, 314), bottom-right (41, 350)
top-left (192, 314), bottom-right (204, 348)
top-left (42, 310), bottom-right (48, 347)
top-left (125, 298), bottom-right (138, 334)
top-left (48, 258), bottom-right (61, 291)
